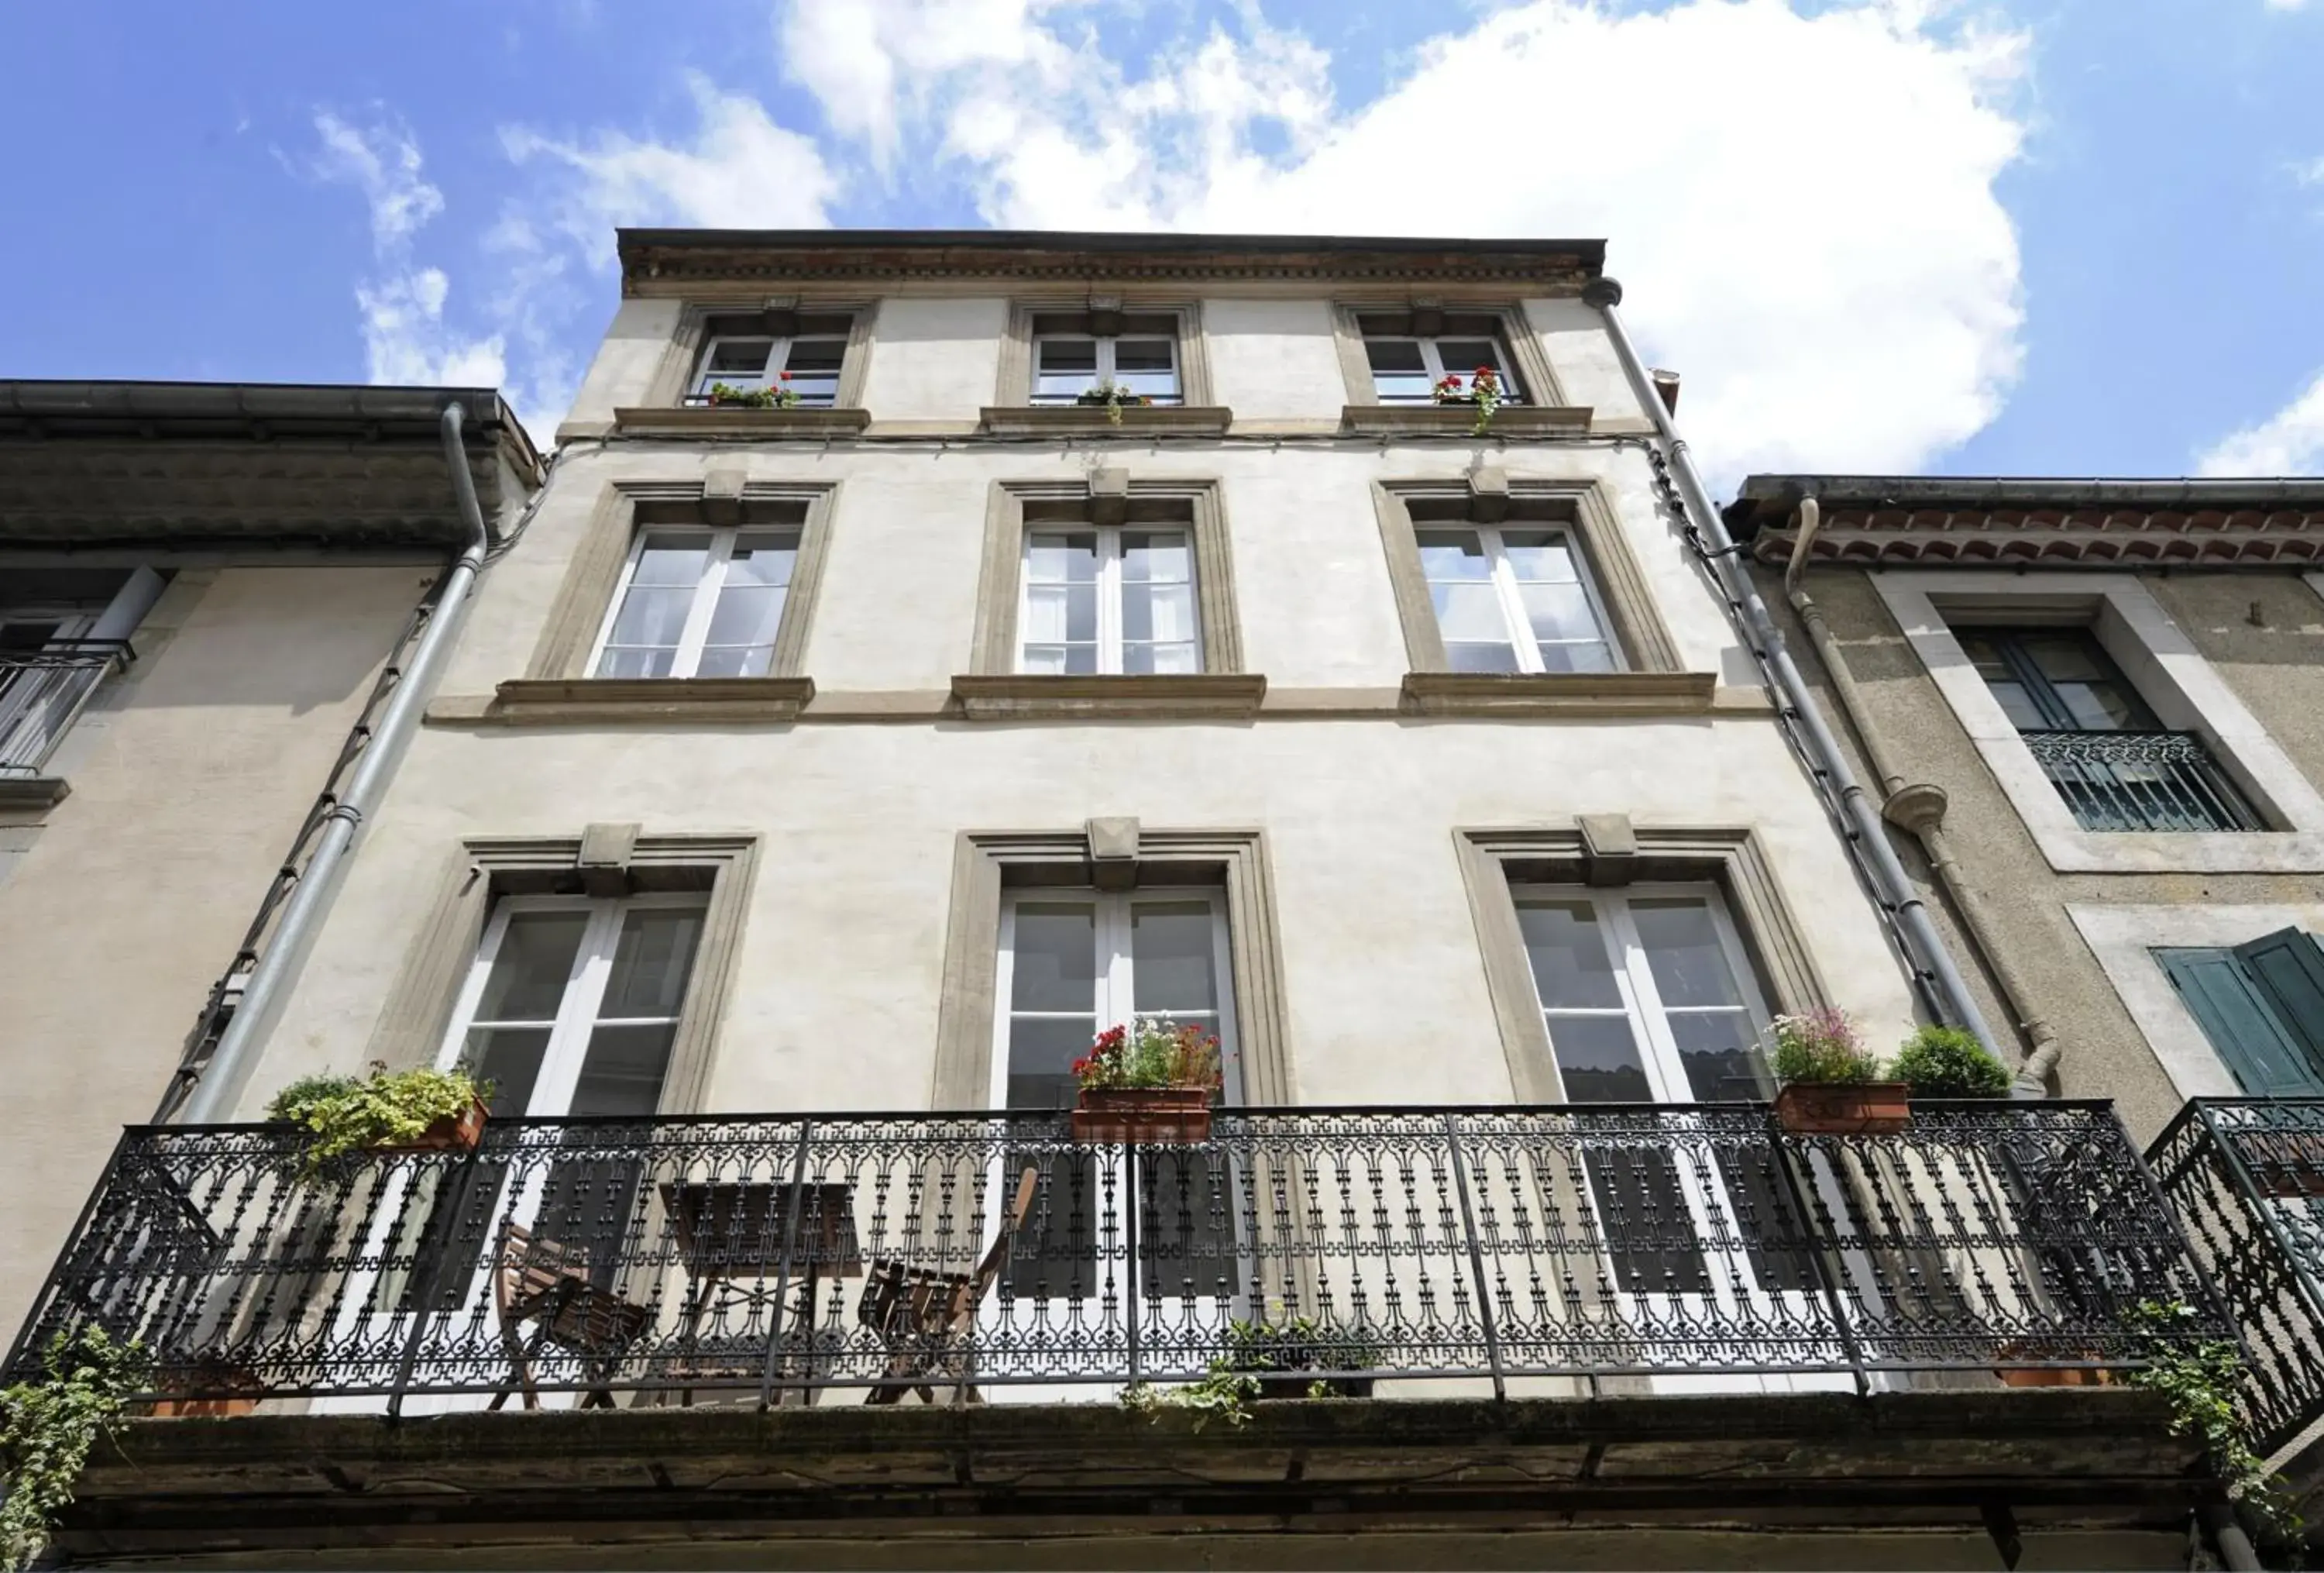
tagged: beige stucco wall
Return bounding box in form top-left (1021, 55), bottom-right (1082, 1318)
top-left (244, 427), bottom-right (1924, 1123)
top-left (1757, 562), bottom-right (2324, 1146)
top-left (0, 564), bottom-right (431, 1330)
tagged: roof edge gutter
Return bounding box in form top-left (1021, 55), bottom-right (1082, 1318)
top-left (1583, 281), bottom-right (2000, 1056)
top-left (177, 403), bottom-right (492, 1124)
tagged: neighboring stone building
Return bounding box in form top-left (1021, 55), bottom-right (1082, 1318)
top-left (0, 380), bottom-right (541, 1337)
top-left (2, 243), bottom-right (2254, 1568)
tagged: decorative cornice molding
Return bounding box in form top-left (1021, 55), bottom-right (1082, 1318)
top-left (1752, 504), bottom-right (2324, 570)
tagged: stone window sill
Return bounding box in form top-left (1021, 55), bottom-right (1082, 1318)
top-left (610, 408), bottom-right (871, 438)
top-left (951, 673), bottom-right (1267, 721)
top-left (1342, 404), bottom-right (1593, 438)
top-left (978, 406), bottom-right (1234, 438)
top-left (0, 776), bottom-right (70, 811)
top-left (478, 676), bottom-right (816, 725)
top-left (1400, 671), bottom-right (1717, 718)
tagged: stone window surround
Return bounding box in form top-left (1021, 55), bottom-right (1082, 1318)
top-left (930, 824), bottom-right (1293, 1110)
top-left (2066, 901), bottom-right (2324, 1102)
top-left (1455, 821), bottom-right (1829, 1104)
top-left (500, 477), bottom-right (837, 721)
top-left (364, 829), bottom-right (760, 1116)
top-left (995, 298), bottom-right (1215, 410)
top-left (956, 474), bottom-right (1260, 720)
top-left (641, 298), bottom-right (876, 411)
top-left (1872, 570), bottom-right (2324, 874)
top-left (1330, 299), bottom-right (1569, 411)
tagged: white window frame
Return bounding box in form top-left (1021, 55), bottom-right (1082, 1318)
top-left (1873, 570), bottom-right (2324, 873)
top-left (1511, 882), bottom-right (1773, 1105)
top-left (1030, 332), bottom-right (1183, 405)
top-left (1363, 330), bottom-right (1525, 404)
top-left (1015, 522), bottom-right (1203, 676)
top-left (689, 330), bottom-right (845, 406)
top-left (1422, 524), bottom-right (1624, 674)
top-left (588, 525), bottom-right (798, 680)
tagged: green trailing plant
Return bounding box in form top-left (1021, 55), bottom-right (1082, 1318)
top-left (1223, 1316), bottom-right (1383, 1394)
top-left (1074, 378), bottom-right (1151, 427)
top-left (1432, 365), bottom-right (1503, 435)
top-left (264, 1062), bottom-right (490, 1180)
top-left (2126, 1299), bottom-right (2301, 1548)
top-left (1893, 1025), bottom-right (2011, 1099)
top-left (0, 1326), bottom-right (150, 1570)
top-left (706, 377), bottom-right (798, 409)
top-left (1120, 1362), bottom-right (1260, 1430)
top-left (1071, 1017), bottom-right (1222, 1094)
top-left (1769, 1007), bottom-right (1886, 1086)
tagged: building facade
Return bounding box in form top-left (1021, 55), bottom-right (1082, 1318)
top-left (3, 243), bottom-right (2251, 1567)
top-left (0, 381), bottom-right (539, 1341)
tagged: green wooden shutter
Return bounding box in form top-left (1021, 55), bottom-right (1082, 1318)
top-left (2236, 928), bottom-right (2324, 1074)
top-left (2157, 946), bottom-right (2324, 1098)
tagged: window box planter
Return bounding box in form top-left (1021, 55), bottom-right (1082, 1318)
top-left (143, 1358), bottom-right (266, 1418)
top-left (2231, 1131), bottom-right (2324, 1198)
top-left (1994, 1341), bottom-right (2114, 1388)
top-left (377, 1096), bottom-right (490, 1156)
top-left (1071, 1087), bottom-right (1213, 1145)
top-left (1772, 1082), bottom-right (1911, 1136)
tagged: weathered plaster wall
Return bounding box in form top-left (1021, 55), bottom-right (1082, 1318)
top-left (0, 565), bottom-right (428, 1330)
top-left (1757, 563), bottom-right (2324, 1145)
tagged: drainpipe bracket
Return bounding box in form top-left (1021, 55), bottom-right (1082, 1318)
top-left (1881, 783), bottom-right (1950, 836)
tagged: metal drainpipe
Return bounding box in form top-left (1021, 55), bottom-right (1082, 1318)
top-left (1779, 502), bottom-right (2062, 1096)
top-left (177, 402), bottom-right (493, 1124)
top-left (1582, 279), bottom-right (2001, 1055)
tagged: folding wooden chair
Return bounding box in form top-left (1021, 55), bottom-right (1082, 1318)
top-left (856, 1166), bottom-right (1038, 1406)
top-left (488, 1221), bottom-right (651, 1410)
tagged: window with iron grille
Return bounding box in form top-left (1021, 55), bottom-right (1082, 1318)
top-left (1955, 625), bottom-right (2263, 833)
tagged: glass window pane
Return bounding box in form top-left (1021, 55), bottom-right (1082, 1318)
top-left (1631, 899), bottom-right (1745, 1009)
top-left (693, 646), bottom-right (772, 679)
top-left (1132, 903), bottom-right (1219, 1015)
top-left (1125, 641), bottom-right (1200, 676)
top-left (724, 532), bottom-right (798, 587)
top-left (463, 1027), bottom-right (552, 1117)
top-left (1432, 581), bottom-right (1512, 643)
top-left (1543, 1016), bottom-right (1655, 1103)
top-left (782, 338), bottom-right (846, 373)
top-left (1037, 339), bottom-right (1098, 373)
top-left (1446, 640), bottom-right (1521, 673)
top-left (1365, 339), bottom-right (1426, 373)
top-left (1112, 339), bottom-right (1174, 372)
top-left (1517, 900), bottom-right (1625, 1009)
top-left (1416, 529), bottom-right (1491, 580)
top-left (2024, 636), bottom-right (2144, 731)
top-left (1005, 1018), bottom-right (1095, 1111)
top-left (704, 583), bottom-right (788, 652)
top-left (1535, 638), bottom-right (1615, 674)
top-left (473, 911), bottom-right (590, 1023)
top-left (1499, 532), bottom-right (1579, 583)
top-left (595, 646), bottom-right (677, 680)
top-left (1666, 1012), bottom-right (1769, 1103)
top-left (607, 587), bottom-right (694, 649)
top-left (1436, 339), bottom-right (1501, 377)
top-left (1023, 583), bottom-right (1099, 647)
top-left (600, 907), bottom-right (706, 1019)
top-left (1025, 532), bottom-right (1098, 583)
top-left (1121, 532), bottom-right (1190, 583)
top-left (1122, 583), bottom-right (1197, 647)
top-left (631, 536), bottom-right (710, 587)
top-left (1011, 904), bottom-right (1096, 1013)
top-left (1519, 581), bottom-right (1603, 645)
top-left (569, 1023), bottom-right (678, 1117)
top-left (706, 339), bottom-right (773, 373)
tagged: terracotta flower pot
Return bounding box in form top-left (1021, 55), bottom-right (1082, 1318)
top-left (1071, 1086), bottom-right (1213, 1144)
top-left (144, 1359), bottom-right (265, 1418)
top-left (378, 1096), bottom-right (489, 1155)
top-left (1994, 1341), bottom-right (2113, 1388)
top-left (1772, 1081), bottom-right (1911, 1136)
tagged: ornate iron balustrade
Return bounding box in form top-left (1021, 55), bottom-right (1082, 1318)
top-left (2149, 1098), bottom-right (2324, 1454)
top-left (2021, 729), bottom-right (2262, 833)
top-left (6, 1103), bottom-right (2225, 1412)
top-left (0, 638), bottom-right (132, 776)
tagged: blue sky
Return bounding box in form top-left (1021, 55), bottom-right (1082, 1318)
top-left (2, 0), bottom-right (2319, 487)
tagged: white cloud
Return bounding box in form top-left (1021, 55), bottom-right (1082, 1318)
top-left (775, 0), bottom-right (2029, 480)
top-left (306, 114), bottom-right (507, 394)
top-left (2264, 0), bottom-right (2312, 12)
top-left (2197, 368), bottom-right (2324, 475)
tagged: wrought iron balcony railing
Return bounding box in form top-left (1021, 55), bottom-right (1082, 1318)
top-left (7, 1103), bottom-right (2226, 1413)
top-left (2149, 1098), bottom-right (2324, 1454)
top-left (0, 638), bottom-right (132, 776)
top-left (2021, 729), bottom-right (2263, 833)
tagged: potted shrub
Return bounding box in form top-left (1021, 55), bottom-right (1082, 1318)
top-left (1768, 1008), bottom-right (1909, 1135)
top-left (265, 1062), bottom-right (492, 1180)
top-left (1070, 1017), bottom-right (1221, 1144)
top-left (1893, 1024), bottom-right (2012, 1100)
top-left (1226, 1317), bottom-right (1382, 1400)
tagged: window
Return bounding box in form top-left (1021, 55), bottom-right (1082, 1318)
top-left (1358, 312), bottom-right (1525, 405)
top-left (0, 568), bottom-right (160, 776)
top-left (2159, 929), bottom-right (2324, 1097)
top-left (1957, 626), bottom-right (2260, 832)
top-left (1018, 525), bottom-right (1199, 676)
top-left (1031, 312), bottom-right (1182, 405)
top-left (686, 312), bottom-right (852, 407)
top-left (591, 525), bottom-right (799, 680)
top-left (1418, 525), bottom-right (1619, 673)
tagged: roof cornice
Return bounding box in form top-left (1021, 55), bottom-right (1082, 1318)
top-left (617, 229), bottom-right (1606, 297)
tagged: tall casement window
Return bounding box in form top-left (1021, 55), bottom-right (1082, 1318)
top-left (1031, 312), bottom-right (1182, 405)
top-left (0, 568), bottom-right (163, 777)
top-left (1420, 521), bottom-right (1620, 673)
top-left (1358, 311), bottom-right (1526, 404)
top-left (686, 311), bottom-right (852, 406)
top-left (994, 888), bottom-right (1242, 1310)
top-left (591, 524), bottom-right (799, 679)
top-left (1019, 524), bottom-right (1199, 676)
top-left (2159, 929), bottom-right (2324, 1098)
top-left (1956, 625), bottom-right (2261, 833)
